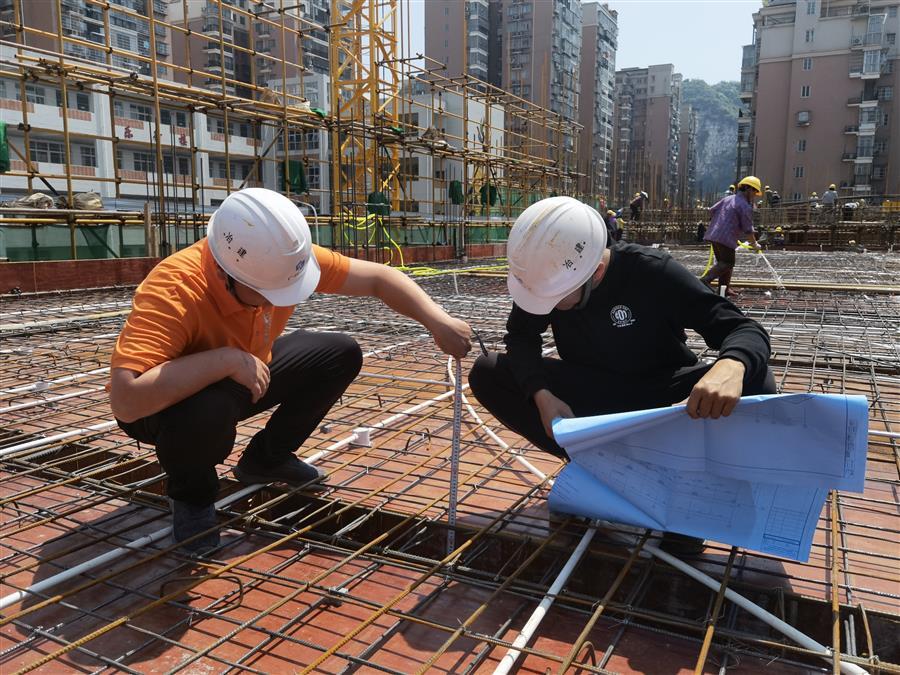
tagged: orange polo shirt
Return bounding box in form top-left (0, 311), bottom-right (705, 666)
top-left (110, 238), bottom-right (350, 374)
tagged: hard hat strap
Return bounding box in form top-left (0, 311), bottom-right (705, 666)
top-left (575, 278), bottom-right (594, 311)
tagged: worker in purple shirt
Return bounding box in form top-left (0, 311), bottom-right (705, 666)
top-left (699, 176), bottom-right (763, 298)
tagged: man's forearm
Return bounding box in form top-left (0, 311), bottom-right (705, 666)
top-left (374, 267), bottom-right (448, 331)
top-left (110, 347), bottom-right (242, 422)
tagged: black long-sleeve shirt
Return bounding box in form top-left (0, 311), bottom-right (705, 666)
top-left (504, 243), bottom-right (771, 397)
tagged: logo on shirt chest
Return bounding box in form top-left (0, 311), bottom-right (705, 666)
top-left (610, 304), bottom-right (635, 328)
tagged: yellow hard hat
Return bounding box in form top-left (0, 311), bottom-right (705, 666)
top-left (607, 210), bottom-right (615, 216)
top-left (829, 183), bottom-right (836, 190)
top-left (775, 226), bottom-right (783, 232)
top-left (737, 176), bottom-right (762, 193)
top-left (728, 184), bottom-right (735, 190)
top-left (811, 192), bottom-right (818, 196)
top-left (765, 185), bottom-right (770, 190)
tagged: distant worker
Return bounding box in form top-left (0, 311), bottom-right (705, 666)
top-left (629, 191), bottom-right (646, 221)
top-left (468, 196), bottom-right (775, 554)
top-left (809, 191), bottom-right (819, 206)
top-left (699, 175), bottom-right (763, 298)
top-left (764, 185), bottom-right (773, 206)
top-left (607, 209), bottom-right (622, 242)
top-left (822, 184), bottom-right (839, 211)
top-left (725, 184), bottom-right (736, 197)
top-left (771, 226), bottom-right (785, 249)
top-left (109, 188), bottom-right (472, 553)
top-left (770, 191), bottom-right (781, 207)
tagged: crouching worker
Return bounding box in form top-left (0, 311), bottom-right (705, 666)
top-left (468, 196), bottom-right (775, 553)
top-left (109, 188), bottom-right (471, 553)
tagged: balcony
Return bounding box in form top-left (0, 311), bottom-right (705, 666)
top-left (847, 95), bottom-right (879, 106)
top-left (845, 125), bottom-right (859, 133)
top-left (842, 152), bottom-right (857, 161)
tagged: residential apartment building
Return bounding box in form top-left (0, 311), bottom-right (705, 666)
top-left (0, 0), bottom-right (171, 78)
top-left (425, 0), bottom-right (582, 166)
top-left (611, 64), bottom-right (683, 207)
top-left (742, 0), bottom-right (899, 201)
top-left (677, 105), bottom-right (699, 207)
top-left (395, 79), bottom-right (505, 219)
top-left (578, 2), bottom-right (618, 198)
top-left (424, 0), bottom-right (495, 85)
top-left (168, 0), bottom-right (329, 96)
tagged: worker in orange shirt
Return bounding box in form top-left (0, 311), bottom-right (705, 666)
top-left (109, 188), bottom-right (471, 553)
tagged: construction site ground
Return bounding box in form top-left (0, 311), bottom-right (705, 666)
top-left (1, 246), bottom-right (898, 674)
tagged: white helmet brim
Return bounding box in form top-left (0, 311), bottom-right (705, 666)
top-left (256, 251), bottom-right (321, 307)
top-left (507, 271), bottom-right (565, 316)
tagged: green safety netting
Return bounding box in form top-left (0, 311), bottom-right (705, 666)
top-left (479, 183), bottom-right (498, 206)
top-left (0, 121), bottom-right (9, 174)
top-left (449, 180), bottom-right (464, 205)
top-left (366, 191), bottom-right (390, 216)
top-left (282, 160), bottom-right (308, 194)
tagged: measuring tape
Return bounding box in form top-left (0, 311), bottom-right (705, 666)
top-left (446, 358), bottom-right (463, 556)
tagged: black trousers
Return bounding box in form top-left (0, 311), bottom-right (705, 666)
top-left (118, 331), bottom-right (362, 505)
top-left (700, 242), bottom-right (737, 288)
top-left (468, 353), bottom-right (776, 459)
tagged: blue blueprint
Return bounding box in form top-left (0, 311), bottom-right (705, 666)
top-left (548, 394), bottom-right (869, 561)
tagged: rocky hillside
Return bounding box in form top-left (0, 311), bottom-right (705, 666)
top-left (682, 79), bottom-right (740, 199)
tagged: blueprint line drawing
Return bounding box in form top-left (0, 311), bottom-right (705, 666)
top-left (547, 394), bottom-right (868, 562)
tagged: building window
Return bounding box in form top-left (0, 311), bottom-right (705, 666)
top-left (793, 192), bottom-right (802, 201)
top-left (116, 33), bottom-right (132, 51)
top-left (22, 84), bottom-right (45, 105)
top-left (444, 6), bottom-right (449, 14)
top-left (797, 110), bottom-right (811, 125)
top-left (794, 166), bottom-right (804, 178)
top-left (873, 166), bottom-right (886, 179)
top-left (55, 90), bottom-right (91, 111)
top-left (129, 103), bottom-right (152, 121)
top-left (888, 33), bottom-right (897, 44)
top-left (133, 151), bottom-right (155, 172)
top-left (797, 139), bottom-right (807, 151)
top-left (800, 85), bottom-right (811, 97)
top-left (178, 156), bottom-right (190, 174)
top-left (29, 140), bottom-right (65, 164)
top-left (79, 145), bottom-right (96, 167)
top-left (890, 6), bottom-right (898, 17)
top-left (802, 57), bottom-right (812, 70)
top-left (878, 85), bottom-right (893, 100)
top-left (444, 39), bottom-right (448, 48)
top-left (882, 112), bottom-right (889, 126)
top-left (807, 0), bottom-right (816, 14)
top-left (805, 29), bottom-right (814, 42)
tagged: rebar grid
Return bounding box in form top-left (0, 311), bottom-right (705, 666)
top-left (1, 252), bottom-right (899, 674)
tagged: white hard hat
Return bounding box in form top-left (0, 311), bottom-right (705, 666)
top-left (207, 188), bottom-right (320, 306)
top-left (507, 196), bottom-right (607, 315)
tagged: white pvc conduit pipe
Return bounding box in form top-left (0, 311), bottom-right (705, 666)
top-left (0, 367), bottom-right (110, 396)
top-left (635, 538), bottom-right (868, 675)
top-left (0, 388), bottom-right (105, 414)
top-left (492, 525), bottom-right (597, 675)
top-left (0, 484), bottom-right (259, 611)
top-left (0, 421), bottom-right (119, 458)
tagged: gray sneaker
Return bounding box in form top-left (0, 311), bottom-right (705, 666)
top-left (171, 499), bottom-right (220, 554)
top-left (233, 454), bottom-right (326, 488)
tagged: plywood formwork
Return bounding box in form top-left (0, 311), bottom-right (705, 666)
top-left (1, 248), bottom-right (898, 673)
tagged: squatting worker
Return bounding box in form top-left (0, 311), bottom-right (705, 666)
top-left (109, 188), bottom-right (472, 553)
top-left (468, 196), bottom-right (775, 554)
top-left (699, 175), bottom-right (763, 298)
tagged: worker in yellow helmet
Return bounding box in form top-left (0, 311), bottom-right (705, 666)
top-left (772, 225), bottom-right (785, 249)
top-left (822, 184), bottom-right (839, 212)
top-left (699, 176), bottom-right (763, 298)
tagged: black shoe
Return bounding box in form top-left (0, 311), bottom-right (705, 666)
top-left (233, 454), bottom-right (326, 488)
top-left (659, 531), bottom-right (705, 556)
top-left (171, 499), bottom-right (220, 554)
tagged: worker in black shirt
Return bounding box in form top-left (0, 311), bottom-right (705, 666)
top-left (468, 196), bottom-right (776, 553)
